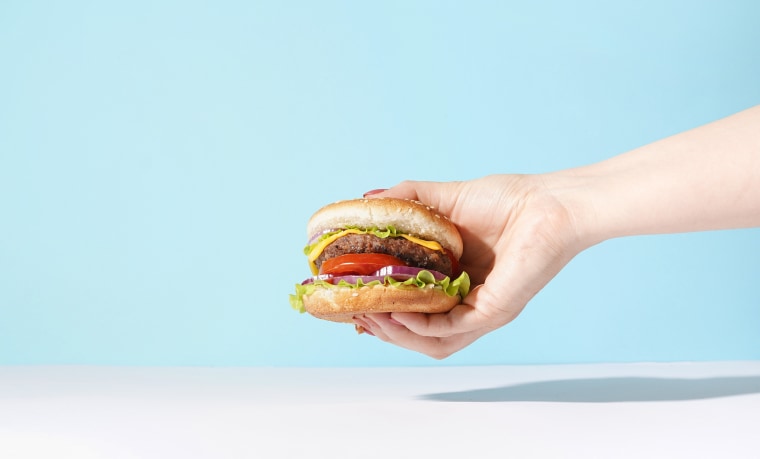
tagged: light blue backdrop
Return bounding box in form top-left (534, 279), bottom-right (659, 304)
top-left (1, 0), bottom-right (758, 366)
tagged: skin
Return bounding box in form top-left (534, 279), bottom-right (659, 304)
top-left (354, 104), bottom-right (760, 359)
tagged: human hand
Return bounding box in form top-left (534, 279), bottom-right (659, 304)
top-left (353, 105), bottom-right (760, 359)
top-left (354, 174), bottom-right (589, 358)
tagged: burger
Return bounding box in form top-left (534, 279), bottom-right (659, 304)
top-left (289, 197), bottom-right (470, 326)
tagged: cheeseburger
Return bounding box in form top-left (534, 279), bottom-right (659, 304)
top-left (289, 197), bottom-right (470, 325)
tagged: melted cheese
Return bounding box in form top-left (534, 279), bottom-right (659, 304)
top-left (399, 234), bottom-right (443, 252)
top-left (307, 229), bottom-right (444, 275)
top-left (307, 229), bottom-right (365, 274)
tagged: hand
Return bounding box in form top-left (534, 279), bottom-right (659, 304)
top-left (353, 105), bottom-right (760, 359)
top-left (355, 174), bottom-right (588, 359)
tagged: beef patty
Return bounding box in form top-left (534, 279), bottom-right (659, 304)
top-left (315, 233), bottom-right (453, 276)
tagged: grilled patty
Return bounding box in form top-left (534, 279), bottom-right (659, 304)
top-left (315, 233), bottom-right (453, 276)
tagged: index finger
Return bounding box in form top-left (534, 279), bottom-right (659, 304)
top-left (363, 312), bottom-right (489, 360)
top-left (388, 284), bottom-right (516, 338)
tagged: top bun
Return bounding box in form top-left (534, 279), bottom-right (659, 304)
top-left (307, 197), bottom-right (463, 259)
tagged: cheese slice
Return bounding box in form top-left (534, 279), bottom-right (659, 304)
top-left (399, 234), bottom-right (443, 252)
top-left (307, 229), bottom-right (444, 275)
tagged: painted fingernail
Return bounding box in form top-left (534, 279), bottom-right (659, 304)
top-left (363, 189), bottom-right (387, 197)
top-left (353, 317), bottom-right (374, 336)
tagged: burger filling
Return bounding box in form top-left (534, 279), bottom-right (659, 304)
top-left (290, 225), bottom-right (471, 314)
top-left (315, 233), bottom-right (454, 277)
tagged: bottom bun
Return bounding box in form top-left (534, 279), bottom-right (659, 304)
top-left (302, 284), bottom-right (460, 323)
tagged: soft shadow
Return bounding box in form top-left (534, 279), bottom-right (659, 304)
top-left (421, 376), bottom-right (760, 403)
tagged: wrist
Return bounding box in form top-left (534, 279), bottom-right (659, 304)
top-left (539, 171), bottom-right (610, 251)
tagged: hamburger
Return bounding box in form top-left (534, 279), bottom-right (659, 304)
top-left (289, 197), bottom-right (470, 326)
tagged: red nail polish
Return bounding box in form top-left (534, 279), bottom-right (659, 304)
top-left (363, 189), bottom-right (387, 197)
top-left (353, 317), bottom-right (374, 336)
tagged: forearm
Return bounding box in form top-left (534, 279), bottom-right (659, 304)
top-left (554, 104), bottom-right (760, 247)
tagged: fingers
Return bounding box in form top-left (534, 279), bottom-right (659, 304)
top-left (353, 285), bottom-right (523, 359)
top-left (355, 313), bottom-right (486, 360)
top-left (396, 285), bottom-right (519, 336)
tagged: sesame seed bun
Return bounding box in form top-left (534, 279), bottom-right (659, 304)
top-left (302, 283), bottom-right (460, 323)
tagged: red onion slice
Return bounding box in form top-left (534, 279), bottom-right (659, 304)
top-left (307, 228), bottom-right (336, 245)
top-left (300, 265), bottom-right (448, 286)
top-left (301, 275), bottom-right (394, 285)
top-left (372, 265), bottom-right (448, 281)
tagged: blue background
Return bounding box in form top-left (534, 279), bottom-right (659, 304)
top-left (1, 0), bottom-right (758, 366)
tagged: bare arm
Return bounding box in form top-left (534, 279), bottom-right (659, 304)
top-left (561, 104), bottom-right (760, 246)
top-left (360, 104), bottom-right (760, 359)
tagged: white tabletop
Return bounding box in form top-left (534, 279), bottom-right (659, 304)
top-left (2, 361), bottom-right (759, 459)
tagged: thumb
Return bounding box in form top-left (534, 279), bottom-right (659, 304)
top-left (364, 180), bottom-right (459, 217)
top-left (363, 181), bottom-right (425, 201)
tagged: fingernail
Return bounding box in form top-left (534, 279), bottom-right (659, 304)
top-left (363, 189), bottom-right (387, 197)
top-left (388, 316), bottom-right (403, 326)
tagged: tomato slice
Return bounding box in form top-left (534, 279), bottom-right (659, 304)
top-left (320, 253), bottom-right (406, 276)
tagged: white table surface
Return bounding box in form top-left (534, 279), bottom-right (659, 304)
top-left (1, 361), bottom-right (759, 459)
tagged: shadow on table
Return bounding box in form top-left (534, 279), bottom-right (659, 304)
top-left (420, 376), bottom-right (760, 403)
